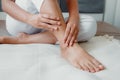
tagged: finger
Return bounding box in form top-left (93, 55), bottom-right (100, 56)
top-left (65, 33), bottom-right (72, 47)
top-left (41, 14), bottom-right (60, 20)
top-left (64, 25), bottom-right (71, 44)
top-left (40, 17), bottom-right (61, 25)
top-left (74, 30), bottom-right (79, 43)
top-left (69, 31), bottom-right (77, 46)
top-left (39, 22), bottom-right (55, 31)
top-left (69, 36), bottom-right (75, 46)
top-left (66, 24), bottom-right (76, 45)
top-left (70, 30), bottom-right (78, 46)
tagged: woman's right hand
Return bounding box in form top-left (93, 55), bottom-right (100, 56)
top-left (28, 14), bottom-right (61, 31)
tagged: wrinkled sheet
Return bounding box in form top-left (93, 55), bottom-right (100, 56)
top-left (0, 35), bottom-right (120, 80)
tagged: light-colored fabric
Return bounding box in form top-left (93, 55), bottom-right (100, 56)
top-left (6, 14), bottom-right (97, 41)
top-left (78, 15), bottom-right (97, 41)
top-left (0, 35), bottom-right (120, 80)
top-left (6, 0), bottom-right (97, 42)
top-left (6, 0), bottom-right (44, 36)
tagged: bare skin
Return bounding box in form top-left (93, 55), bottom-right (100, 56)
top-left (0, 32), bottom-right (57, 44)
top-left (39, 0), bottom-right (104, 73)
top-left (1, 0), bottom-right (105, 72)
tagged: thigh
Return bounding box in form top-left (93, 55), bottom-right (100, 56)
top-left (6, 15), bottom-right (42, 36)
top-left (78, 15), bottom-right (97, 42)
top-left (6, 0), bottom-right (42, 36)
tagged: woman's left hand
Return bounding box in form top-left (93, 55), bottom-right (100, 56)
top-left (64, 16), bottom-right (80, 47)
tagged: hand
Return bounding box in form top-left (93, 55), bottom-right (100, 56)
top-left (64, 17), bottom-right (79, 47)
top-left (28, 14), bottom-right (61, 31)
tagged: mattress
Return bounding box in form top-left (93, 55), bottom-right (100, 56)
top-left (0, 35), bottom-right (120, 80)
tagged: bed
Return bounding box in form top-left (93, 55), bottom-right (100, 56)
top-left (0, 20), bottom-right (120, 80)
top-left (1, 0), bottom-right (120, 80)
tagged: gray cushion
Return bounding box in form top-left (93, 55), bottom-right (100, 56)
top-left (59, 0), bottom-right (105, 13)
top-left (0, 0), bottom-right (105, 13)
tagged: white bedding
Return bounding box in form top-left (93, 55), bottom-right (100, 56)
top-left (0, 35), bottom-right (120, 80)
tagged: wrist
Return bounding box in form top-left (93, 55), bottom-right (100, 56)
top-left (69, 15), bottom-right (80, 22)
top-left (69, 14), bottom-right (79, 19)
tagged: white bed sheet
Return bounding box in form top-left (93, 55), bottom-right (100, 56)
top-left (0, 35), bottom-right (120, 80)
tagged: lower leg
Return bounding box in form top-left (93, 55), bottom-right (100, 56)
top-left (40, 0), bottom-right (104, 72)
top-left (0, 31), bottom-right (57, 44)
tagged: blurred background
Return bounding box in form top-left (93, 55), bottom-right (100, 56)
top-left (0, 0), bottom-right (120, 29)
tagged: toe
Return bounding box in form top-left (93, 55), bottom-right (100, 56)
top-left (99, 65), bottom-right (105, 70)
top-left (80, 64), bottom-right (90, 72)
top-left (92, 59), bottom-right (104, 71)
top-left (73, 62), bottom-right (82, 69)
top-left (87, 62), bottom-right (97, 73)
top-left (91, 62), bottom-right (101, 72)
top-left (86, 64), bottom-right (94, 73)
top-left (74, 63), bottom-right (84, 71)
top-left (79, 65), bottom-right (84, 71)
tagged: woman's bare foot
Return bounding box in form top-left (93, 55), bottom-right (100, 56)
top-left (0, 36), bottom-right (20, 44)
top-left (0, 32), bottom-right (57, 44)
top-left (17, 32), bottom-right (29, 38)
top-left (61, 43), bottom-right (104, 73)
top-left (0, 37), bottom-right (4, 43)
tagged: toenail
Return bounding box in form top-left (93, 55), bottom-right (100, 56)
top-left (99, 65), bottom-right (104, 69)
top-left (91, 70), bottom-right (95, 73)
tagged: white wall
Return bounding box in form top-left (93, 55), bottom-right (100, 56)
top-left (0, 0), bottom-right (120, 28)
top-left (104, 0), bottom-right (120, 29)
top-left (0, 12), bottom-right (6, 20)
top-left (104, 0), bottom-right (117, 24)
top-left (114, 0), bottom-right (120, 29)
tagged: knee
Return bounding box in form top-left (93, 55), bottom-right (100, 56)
top-left (78, 15), bottom-right (97, 41)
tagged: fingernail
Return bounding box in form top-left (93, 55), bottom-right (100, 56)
top-left (57, 17), bottom-right (60, 20)
top-left (58, 22), bottom-right (61, 25)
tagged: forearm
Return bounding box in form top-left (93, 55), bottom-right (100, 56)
top-left (2, 0), bottom-right (32, 24)
top-left (66, 0), bottom-right (79, 18)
